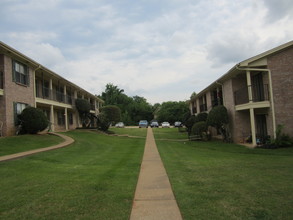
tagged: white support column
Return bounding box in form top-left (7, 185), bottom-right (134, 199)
top-left (247, 70), bottom-right (256, 146)
top-left (64, 108), bottom-right (68, 130)
top-left (246, 71), bottom-right (253, 102)
top-left (64, 85), bottom-right (67, 103)
top-left (50, 105), bottom-right (55, 132)
top-left (250, 108), bottom-right (256, 146)
top-left (49, 78), bottom-right (53, 99)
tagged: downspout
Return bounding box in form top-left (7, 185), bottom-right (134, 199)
top-left (236, 65), bottom-right (276, 139)
top-left (33, 65), bottom-right (42, 107)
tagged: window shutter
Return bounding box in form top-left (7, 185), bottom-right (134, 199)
top-left (13, 102), bottom-right (18, 125)
top-left (12, 60), bottom-right (15, 82)
top-left (26, 66), bottom-right (30, 86)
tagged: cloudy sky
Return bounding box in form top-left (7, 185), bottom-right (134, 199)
top-left (1, 0), bottom-right (293, 104)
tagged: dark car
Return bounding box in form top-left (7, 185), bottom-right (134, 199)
top-left (150, 121), bottom-right (159, 128)
top-left (139, 120), bottom-right (148, 128)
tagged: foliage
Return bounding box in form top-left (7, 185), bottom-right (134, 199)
top-left (20, 107), bottom-right (48, 134)
top-left (190, 92), bottom-right (197, 100)
top-left (156, 101), bottom-right (189, 124)
top-left (75, 98), bottom-right (91, 128)
top-left (271, 125), bottom-right (293, 148)
top-left (185, 115), bottom-right (196, 135)
top-left (191, 121), bottom-right (209, 140)
top-left (100, 83), bottom-right (153, 125)
top-left (97, 105), bottom-right (121, 131)
top-left (97, 112), bottom-right (111, 131)
top-left (195, 112), bottom-right (208, 123)
top-left (101, 105), bottom-right (121, 124)
top-left (206, 105), bottom-right (229, 130)
top-left (206, 105), bottom-right (230, 141)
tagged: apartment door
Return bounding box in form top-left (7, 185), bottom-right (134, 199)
top-left (252, 73), bottom-right (264, 101)
top-left (255, 114), bottom-right (267, 142)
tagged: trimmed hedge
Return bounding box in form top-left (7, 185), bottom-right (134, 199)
top-left (20, 107), bottom-right (48, 134)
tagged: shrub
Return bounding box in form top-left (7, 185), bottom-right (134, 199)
top-left (195, 112), bottom-right (208, 123)
top-left (207, 105), bottom-right (230, 141)
top-left (191, 121), bottom-right (208, 138)
top-left (101, 105), bottom-right (121, 125)
top-left (20, 107), bottom-right (48, 134)
top-left (272, 125), bottom-right (293, 148)
top-left (75, 98), bottom-right (91, 128)
top-left (207, 105), bottom-right (229, 130)
top-left (97, 105), bottom-right (121, 132)
top-left (97, 113), bottom-right (110, 132)
top-left (185, 115), bottom-right (196, 135)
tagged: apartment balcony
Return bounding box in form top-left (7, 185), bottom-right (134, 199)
top-left (36, 87), bottom-right (74, 106)
top-left (234, 84), bottom-right (270, 110)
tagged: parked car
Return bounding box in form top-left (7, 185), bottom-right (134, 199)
top-left (139, 120), bottom-right (148, 128)
top-left (115, 122), bottom-right (125, 128)
top-left (150, 121), bottom-right (159, 128)
top-left (174, 121), bottom-right (182, 127)
top-left (161, 122), bottom-right (170, 128)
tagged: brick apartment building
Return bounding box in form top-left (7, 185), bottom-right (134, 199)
top-left (0, 41), bottom-right (104, 136)
top-left (189, 41), bottom-right (293, 147)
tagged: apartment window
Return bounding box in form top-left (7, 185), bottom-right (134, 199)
top-left (68, 112), bottom-right (73, 125)
top-left (57, 110), bottom-right (65, 125)
top-left (12, 60), bottom-right (29, 86)
top-left (14, 102), bottom-right (28, 125)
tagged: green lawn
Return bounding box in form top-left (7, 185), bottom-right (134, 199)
top-left (153, 127), bottom-right (188, 140)
top-left (153, 129), bottom-right (293, 220)
top-left (0, 134), bottom-right (63, 156)
top-left (0, 130), bottom-right (145, 219)
top-left (109, 127), bottom-right (147, 137)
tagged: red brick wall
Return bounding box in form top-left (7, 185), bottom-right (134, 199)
top-left (2, 55), bottom-right (35, 136)
top-left (268, 46), bottom-right (293, 136)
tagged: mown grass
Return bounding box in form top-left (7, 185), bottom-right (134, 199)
top-left (109, 127), bottom-right (147, 137)
top-left (0, 130), bottom-right (145, 219)
top-left (0, 134), bottom-right (63, 156)
top-left (153, 129), bottom-right (293, 220)
top-left (153, 127), bottom-right (188, 140)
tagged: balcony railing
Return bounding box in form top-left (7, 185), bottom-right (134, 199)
top-left (234, 84), bottom-right (269, 105)
top-left (0, 71), bottom-right (3, 89)
top-left (36, 87), bottom-right (74, 105)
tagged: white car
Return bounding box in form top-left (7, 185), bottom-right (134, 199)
top-left (115, 122), bottom-right (125, 128)
top-left (161, 122), bottom-right (170, 128)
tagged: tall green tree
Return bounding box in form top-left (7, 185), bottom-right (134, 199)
top-left (156, 101), bottom-right (189, 124)
top-left (100, 84), bottom-right (153, 125)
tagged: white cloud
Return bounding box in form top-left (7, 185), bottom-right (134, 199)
top-left (0, 0), bottom-right (293, 104)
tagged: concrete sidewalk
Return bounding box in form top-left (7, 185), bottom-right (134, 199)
top-left (130, 127), bottom-right (182, 220)
top-left (0, 133), bottom-right (74, 162)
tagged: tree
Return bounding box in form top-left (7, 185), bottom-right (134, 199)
top-left (101, 83), bottom-right (125, 105)
top-left (101, 105), bottom-right (121, 125)
top-left (190, 92), bottom-right (197, 100)
top-left (207, 105), bottom-right (229, 141)
top-left (75, 98), bottom-right (91, 128)
top-left (20, 107), bottom-right (48, 134)
top-left (100, 84), bottom-right (153, 125)
top-left (195, 112), bottom-right (208, 123)
top-left (156, 101), bottom-right (189, 124)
